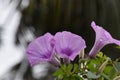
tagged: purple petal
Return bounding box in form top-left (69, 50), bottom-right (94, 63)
top-left (54, 31), bottom-right (86, 61)
top-left (26, 33), bottom-right (54, 66)
top-left (89, 21), bottom-right (120, 58)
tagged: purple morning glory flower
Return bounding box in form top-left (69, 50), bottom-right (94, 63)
top-left (54, 31), bottom-right (86, 61)
top-left (26, 33), bottom-right (54, 66)
top-left (89, 21), bottom-right (120, 58)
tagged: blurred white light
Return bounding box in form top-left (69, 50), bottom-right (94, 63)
top-left (21, 0), bottom-right (29, 9)
top-left (32, 63), bottom-right (49, 79)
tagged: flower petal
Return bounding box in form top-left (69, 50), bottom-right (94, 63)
top-left (26, 33), bottom-right (54, 66)
top-left (54, 31), bottom-right (86, 61)
top-left (89, 21), bottom-right (120, 58)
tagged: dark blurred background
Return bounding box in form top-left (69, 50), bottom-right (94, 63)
top-left (0, 0), bottom-right (120, 80)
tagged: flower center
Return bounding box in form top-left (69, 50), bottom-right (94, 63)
top-left (61, 48), bottom-right (72, 56)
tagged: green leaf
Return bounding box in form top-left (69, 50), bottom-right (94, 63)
top-left (86, 71), bottom-right (100, 79)
top-left (70, 75), bottom-right (83, 80)
top-left (73, 64), bottom-right (78, 72)
top-left (53, 69), bottom-right (63, 77)
top-left (101, 73), bottom-right (111, 80)
top-left (61, 64), bottom-right (67, 70)
top-left (113, 62), bottom-right (120, 74)
top-left (67, 64), bottom-right (73, 72)
top-left (103, 66), bottom-right (113, 74)
top-left (72, 74), bottom-right (83, 79)
top-left (97, 52), bottom-right (104, 58)
top-left (108, 67), bottom-right (117, 79)
top-left (87, 60), bottom-right (98, 72)
top-left (97, 52), bottom-right (107, 62)
top-left (97, 57), bottom-right (110, 74)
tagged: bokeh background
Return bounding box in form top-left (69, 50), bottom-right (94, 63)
top-left (0, 0), bottom-right (120, 80)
